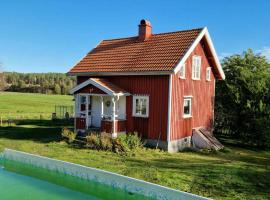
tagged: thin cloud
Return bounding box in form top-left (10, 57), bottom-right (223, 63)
top-left (256, 47), bottom-right (270, 61)
top-left (218, 52), bottom-right (233, 60)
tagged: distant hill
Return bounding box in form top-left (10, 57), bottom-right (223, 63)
top-left (3, 72), bottom-right (75, 95)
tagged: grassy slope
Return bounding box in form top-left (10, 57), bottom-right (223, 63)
top-left (0, 92), bottom-right (73, 119)
top-left (0, 92), bottom-right (269, 199)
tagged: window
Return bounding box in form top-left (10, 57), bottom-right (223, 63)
top-left (80, 95), bottom-right (86, 104)
top-left (192, 55), bottom-right (201, 80)
top-left (179, 63), bottom-right (186, 79)
top-left (183, 97), bottom-right (192, 118)
top-left (206, 67), bottom-right (211, 81)
top-left (132, 95), bottom-right (149, 117)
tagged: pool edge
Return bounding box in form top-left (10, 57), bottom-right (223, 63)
top-left (2, 148), bottom-right (210, 200)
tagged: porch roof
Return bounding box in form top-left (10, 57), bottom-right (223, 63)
top-left (70, 78), bottom-right (130, 96)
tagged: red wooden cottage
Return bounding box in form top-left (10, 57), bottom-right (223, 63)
top-left (68, 20), bottom-right (225, 152)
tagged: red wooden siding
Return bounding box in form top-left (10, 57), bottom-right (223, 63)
top-left (101, 120), bottom-right (126, 133)
top-left (170, 41), bottom-right (215, 141)
top-left (76, 118), bottom-right (86, 129)
top-left (78, 76), bottom-right (169, 141)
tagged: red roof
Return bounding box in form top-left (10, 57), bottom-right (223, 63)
top-left (68, 28), bottom-right (203, 74)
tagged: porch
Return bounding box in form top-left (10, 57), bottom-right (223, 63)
top-left (70, 78), bottom-right (130, 137)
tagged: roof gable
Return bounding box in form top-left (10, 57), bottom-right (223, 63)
top-left (70, 78), bottom-right (130, 96)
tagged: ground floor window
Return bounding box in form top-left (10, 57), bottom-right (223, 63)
top-left (183, 97), bottom-right (192, 118)
top-left (132, 95), bottom-right (149, 117)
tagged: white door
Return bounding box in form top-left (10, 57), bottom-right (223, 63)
top-left (91, 96), bottom-right (101, 127)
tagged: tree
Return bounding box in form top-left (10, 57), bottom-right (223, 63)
top-left (215, 49), bottom-right (270, 148)
top-left (54, 84), bottom-right (61, 94)
top-left (0, 63), bottom-right (5, 91)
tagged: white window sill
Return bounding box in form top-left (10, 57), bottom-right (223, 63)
top-left (133, 114), bottom-right (149, 118)
top-left (179, 77), bottom-right (186, 80)
top-left (183, 115), bottom-right (192, 119)
top-left (206, 79), bottom-right (211, 82)
top-left (192, 78), bottom-right (200, 81)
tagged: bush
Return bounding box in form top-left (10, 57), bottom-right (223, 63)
top-left (84, 132), bottom-right (143, 153)
top-left (100, 134), bottom-right (113, 151)
top-left (85, 133), bottom-right (113, 151)
top-left (61, 128), bottom-right (76, 143)
top-left (85, 134), bottom-right (101, 149)
top-left (115, 132), bottom-right (143, 152)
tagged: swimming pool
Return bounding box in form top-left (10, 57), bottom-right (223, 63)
top-left (0, 149), bottom-right (209, 200)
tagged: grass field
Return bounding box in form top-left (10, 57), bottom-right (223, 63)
top-left (0, 92), bottom-right (73, 119)
top-left (0, 92), bottom-right (269, 199)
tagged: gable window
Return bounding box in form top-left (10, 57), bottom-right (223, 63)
top-left (179, 63), bottom-right (186, 79)
top-left (192, 55), bottom-right (201, 80)
top-left (206, 67), bottom-right (211, 81)
top-left (183, 97), bottom-right (192, 118)
top-left (132, 95), bottom-right (149, 117)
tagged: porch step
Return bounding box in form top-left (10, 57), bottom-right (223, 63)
top-left (192, 128), bottom-right (224, 150)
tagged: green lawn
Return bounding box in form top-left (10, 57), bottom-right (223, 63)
top-left (0, 92), bottom-right (269, 199)
top-left (0, 92), bottom-right (73, 119)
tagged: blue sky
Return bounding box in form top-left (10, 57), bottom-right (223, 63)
top-left (0, 0), bottom-right (269, 73)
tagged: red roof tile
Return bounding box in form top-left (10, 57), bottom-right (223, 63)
top-left (68, 28), bottom-right (203, 74)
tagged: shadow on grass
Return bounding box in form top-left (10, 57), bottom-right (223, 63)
top-left (122, 150), bottom-right (270, 199)
top-left (0, 119), bottom-right (73, 143)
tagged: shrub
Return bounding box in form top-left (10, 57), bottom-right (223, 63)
top-left (85, 133), bottom-right (113, 151)
top-left (61, 128), bottom-right (76, 143)
top-left (85, 134), bottom-right (101, 149)
top-left (115, 132), bottom-right (143, 152)
top-left (100, 134), bottom-right (113, 151)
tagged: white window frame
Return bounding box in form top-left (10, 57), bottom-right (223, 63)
top-left (183, 96), bottom-right (192, 118)
top-left (206, 67), bottom-right (211, 81)
top-left (179, 63), bottom-right (186, 79)
top-left (192, 55), bottom-right (201, 80)
top-left (132, 95), bottom-right (149, 118)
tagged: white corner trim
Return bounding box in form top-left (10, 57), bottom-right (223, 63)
top-left (167, 74), bottom-right (172, 142)
top-left (173, 27), bottom-right (225, 80)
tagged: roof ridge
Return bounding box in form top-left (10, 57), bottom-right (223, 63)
top-left (102, 27), bottom-right (204, 42)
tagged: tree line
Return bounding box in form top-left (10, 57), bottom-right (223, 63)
top-left (3, 72), bottom-right (75, 95)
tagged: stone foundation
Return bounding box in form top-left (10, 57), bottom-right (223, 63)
top-left (146, 136), bottom-right (192, 153)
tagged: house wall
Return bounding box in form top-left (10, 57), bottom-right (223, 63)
top-left (77, 75), bottom-right (169, 141)
top-left (170, 41), bottom-right (215, 141)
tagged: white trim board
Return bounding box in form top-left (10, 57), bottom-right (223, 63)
top-left (167, 74), bottom-right (172, 142)
top-left (173, 27), bottom-right (225, 80)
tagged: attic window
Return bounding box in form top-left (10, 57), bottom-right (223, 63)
top-left (206, 67), bottom-right (211, 81)
top-left (192, 55), bottom-right (201, 80)
top-left (179, 63), bottom-right (186, 79)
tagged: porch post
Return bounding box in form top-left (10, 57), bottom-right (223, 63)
top-left (85, 95), bottom-right (89, 130)
top-left (100, 96), bottom-right (104, 119)
top-left (75, 94), bottom-right (80, 117)
top-left (112, 96), bottom-right (116, 137)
